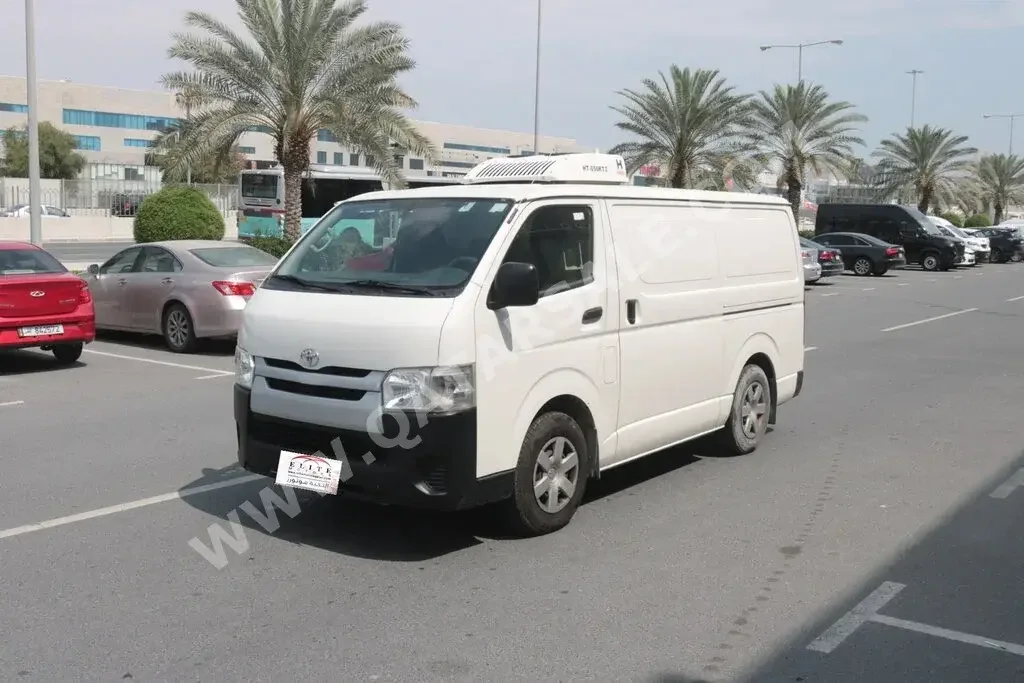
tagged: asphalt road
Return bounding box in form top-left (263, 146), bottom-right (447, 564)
top-left (44, 240), bottom-right (136, 266)
top-left (2, 264), bottom-right (1023, 681)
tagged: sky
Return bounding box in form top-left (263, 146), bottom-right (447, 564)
top-left (1, 0), bottom-right (1022, 156)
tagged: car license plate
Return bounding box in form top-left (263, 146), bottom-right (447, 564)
top-left (275, 450), bottom-right (342, 495)
top-left (18, 324), bottom-right (64, 337)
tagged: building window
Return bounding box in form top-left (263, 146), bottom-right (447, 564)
top-left (333, 152), bottom-right (344, 165)
top-left (63, 108), bottom-right (177, 131)
top-left (124, 167), bottom-right (144, 181)
top-left (238, 146), bottom-right (256, 154)
top-left (123, 138), bottom-right (154, 148)
top-left (317, 129), bottom-right (338, 142)
top-left (247, 125), bottom-right (274, 134)
top-left (350, 153), bottom-right (360, 166)
top-left (72, 135), bottom-right (101, 151)
top-left (409, 158), bottom-right (424, 171)
top-left (0, 102), bottom-right (28, 113)
top-left (316, 151), bottom-right (327, 164)
top-left (439, 160), bottom-right (476, 168)
top-left (443, 142), bottom-right (511, 155)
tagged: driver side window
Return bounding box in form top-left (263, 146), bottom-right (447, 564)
top-left (100, 247), bottom-right (142, 274)
top-left (503, 204), bottom-right (594, 297)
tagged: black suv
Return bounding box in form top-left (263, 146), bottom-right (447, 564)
top-left (973, 226), bottom-right (1024, 263)
top-left (815, 203), bottom-right (963, 271)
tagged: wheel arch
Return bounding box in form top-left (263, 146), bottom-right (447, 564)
top-left (727, 334), bottom-right (780, 425)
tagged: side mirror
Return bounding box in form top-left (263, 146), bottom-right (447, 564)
top-left (487, 261), bottom-right (540, 310)
top-left (87, 264), bottom-right (100, 275)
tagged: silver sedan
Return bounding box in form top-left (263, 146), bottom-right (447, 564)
top-left (84, 240), bottom-right (278, 353)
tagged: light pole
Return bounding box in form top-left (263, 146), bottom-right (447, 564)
top-left (759, 39), bottom-right (843, 83)
top-left (24, 0), bottom-right (42, 245)
top-left (983, 113), bottom-right (1024, 155)
top-left (907, 70), bottom-right (923, 128)
top-left (532, 0), bottom-right (542, 155)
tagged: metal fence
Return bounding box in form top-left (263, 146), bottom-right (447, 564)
top-left (0, 178), bottom-right (239, 217)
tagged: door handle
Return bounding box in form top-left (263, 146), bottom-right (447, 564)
top-left (581, 306), bottom-right (603, 324)
top-left (161, 278), bottom-right (174, 284)
top-left (117, 279), bottom-right (128, 286)
top-left (625, 299), bottom-right (637, 324)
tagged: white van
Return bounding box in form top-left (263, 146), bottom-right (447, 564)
top-left (233, 154), bottom-right (805, 535)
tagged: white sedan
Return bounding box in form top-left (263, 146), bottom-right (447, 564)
top-left (1, 204), bottom-right (70, 218)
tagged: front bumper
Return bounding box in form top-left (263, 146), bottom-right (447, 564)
top-left (234, 385), bottom-right (512, 510)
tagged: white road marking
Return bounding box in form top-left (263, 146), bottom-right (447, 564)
top-left (804, 346), bottom-right (817, 352)
top-left (194, 373), bottom-right (234, 380)
top-left (954, 275), bottom-right (963, 279)
top-left (870, 615), bottom-right (1024, 656)
top-left (807, 582), bottom-right (905, 653)
top-left (821, 292), bottom-right (841, 297)
top-left (926, 278), bottom-right (937, 282)
top-left (0, 474), bottom-right (265, 540)
top-left (84, 349), bottom-right (231, 375)
top-left (897, 282), bottom-right (909, 286)
top-left (1006, 295), bottom-right (1024, 302)
top-left (881, 308), bottom-right (978, 333)
top-left (990, 467), bottom-right (1024, 499)
top-left (0, 400), bottom-right (25, 408)
top-left (862, 287), bottom-right (875, 291)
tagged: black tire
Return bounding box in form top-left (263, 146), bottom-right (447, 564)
top-left (501, 411), bottom-right (590, 536)
top-left (853, 256), bottom-right (874, 276)
top-left (991, 247), bottom-right (1003, 263)
top-left (873, 264), bottom-right (889, 276)
top-left (162, 302), bottom-right (198, 353)
top-left (52, 342), bottom-right (83, 365)
top-left (1012, 252), bottom-right (1023, 263)
top-left (715, 364), bottom-right (772, 456)
top-left (921, 252), bottom-right (941, 271)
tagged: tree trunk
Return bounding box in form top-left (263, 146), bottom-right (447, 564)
top-left (917, 189), bottom-right (931, 215)
top-left (784, 168), bottom-right (802, 222)
top-left (282, 162), bottom-right (303, 242)
top-left (994, 202), bottom-right (1004, 225)
top-left (670, 161), bottom-right (687, 189)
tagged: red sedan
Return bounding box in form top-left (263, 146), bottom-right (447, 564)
top-left (0, 241), bottom-right (95, 364)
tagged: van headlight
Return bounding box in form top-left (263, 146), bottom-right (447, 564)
top-left (381, 365), bottom-right (474, 415)
top-left (235, 347), bottom-right (255, 389)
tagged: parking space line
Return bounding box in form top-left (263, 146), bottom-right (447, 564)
top-left (1007, 295), bottom-right (1024, 302)
top-left (990, 467), bottom-right (1024, 499)
top-left (84, 349), bottom-right (232, 376)
top-left (194, 373), bottom-right (234, 380)
top-left (804, 346), bottom-right (817, 352)
top-left (862, 287), bottom-right (875, 291)
top-left (870, 615), bottom-right (1024, 656)
top-left (880, 308), bottom-right (977, 333)
top-left (897, 283), bottom-right (909, 286)
top-left (0, 400), bottom-right (24, 408)
top-left (0, 474), bottom-right (265, 540)
top-left (821, 292), bottom-right (841, 297)
top-left (807, 581), bottom-right (905, 653)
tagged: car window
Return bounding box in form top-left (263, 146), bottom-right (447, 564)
top-left (140, 247), bottom-right (182, 273)
top-left (851, 236), bottom-right (873, 246)
top-left (502, 204), bottom-right (594, 297)
top-left (0, 248), bottom-right (67, 275)
top-left (100, 247), bottom-right (142, 274)
top-left (189, 246), bottom-right (278, 267)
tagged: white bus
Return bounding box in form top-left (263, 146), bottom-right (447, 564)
top-left (237, 165), bottom-right (464, 239)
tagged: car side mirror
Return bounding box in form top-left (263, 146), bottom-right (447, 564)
top-left (487, 261), bottom-right (540, 310)
top-left (87, 264), bottom-right (100, 275)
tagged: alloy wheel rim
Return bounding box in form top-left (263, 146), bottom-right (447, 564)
top-left (740, 381), bottom-right (768, 439)
top-left (533, 436), bottom-right (579, 514)
top-left (167, 311), bottom-right (189, 348)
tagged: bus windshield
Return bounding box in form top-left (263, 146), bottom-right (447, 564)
top-left (265, 197), bottom-right (514, 295)
top-left (241, 173), bottom-right (279, 200)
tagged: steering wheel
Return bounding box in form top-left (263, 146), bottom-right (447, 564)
top-left (447, 256), bottom-right (479, 271)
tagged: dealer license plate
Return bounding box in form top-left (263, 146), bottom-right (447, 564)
top-left (275, 450), bottom-right (341, 495)
top-left (19, 324), bottom-right (64, 337)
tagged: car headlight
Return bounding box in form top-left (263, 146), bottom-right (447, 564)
top-left (381, 365), bottom-right (474, 415)
top-left (235, 347), bottom-right (254, 389)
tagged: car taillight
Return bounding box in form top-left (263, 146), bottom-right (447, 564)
top-left (801, 250), bottom-right (810, 259)
top-left (212, 280), bottom-right (256, 297)
top-left (78, 281), bottom-right (91, 304)
top-left (885, 247), bottom-right (900, 256)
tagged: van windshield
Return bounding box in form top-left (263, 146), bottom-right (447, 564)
top-left (902, 206), bottom-right (943, 235)
top-left (267, 196), bottom-right (514, 296)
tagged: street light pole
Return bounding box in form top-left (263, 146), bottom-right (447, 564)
top-left (983, 113), bottom-right (1024, 155)
top-left (907, 70), bottom-right (923, 128)
top-left (532, 0), bottom-right (541, 155)
top-left (24, 0), bottom-right (42, 245)
top-left (759, 39), bottom-right (843, 83)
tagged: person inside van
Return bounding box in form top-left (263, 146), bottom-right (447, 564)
top-left (390, 218), bottom-right (452, 273)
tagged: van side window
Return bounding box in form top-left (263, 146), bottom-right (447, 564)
top-left (504, 205), bottom-right (594, 296)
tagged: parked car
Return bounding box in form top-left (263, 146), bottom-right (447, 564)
top-left (1, 204), bottom-right (70, 218)
top-left (974, 227), bottom-right (1024, 263)
top-left (110, 193), bottom-right (148, 217)
top-left (800, 237), bottom-right (843, 277)
top-left (811, 232), bottom-right (907, 276)
top-left (802, 242), bottom-right (822, 283)
top-left (948, 225), bottom-right (991, 262)
top-left (83, 241), bottom-right (278, 353)
top-left (0, 241), bottom-right (95, 363)
top-left (815, 203), bottom-right (962, 271)
top-left (930, 221), bottom-right (978, 266)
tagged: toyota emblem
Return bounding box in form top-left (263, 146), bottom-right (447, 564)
top-left (29, 291), bottom-right (44, 297)
top-left (298, 348), bottom-right (319, 368)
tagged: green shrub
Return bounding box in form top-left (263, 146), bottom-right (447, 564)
top-left (248, 235), bottom-right (294, 258)
top-left (133, 185), bottom-right (226, 243)
top-left (798, 229), bottom-right (816, 240)
top-left (938, 211), bottom-right (964, 227)
top-left (963, 213), bottom-right (991, 228)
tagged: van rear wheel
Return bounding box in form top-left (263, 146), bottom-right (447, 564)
top-left (716, 364), bottom-right (771, 456)
top-left (501, 411), bottom-right (590, 536)
top-left (921, 253), bottom-right (940, 271)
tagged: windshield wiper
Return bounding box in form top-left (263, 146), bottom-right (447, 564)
top-left (338, 279), bottom-right (443, 295)
top-left (269, 274), bottom-right (344, 293)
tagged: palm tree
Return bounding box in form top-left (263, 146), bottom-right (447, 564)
top-left (161, 0), bottom-right (432, 241)
top-left (871, 125), bottom-right (977, 214)
top-left (973, 153), bottom-right (1024, 224)
top-left (608, 66), bottom-right (754, 189)
top-left (748, 82), bottom-right (866, 219)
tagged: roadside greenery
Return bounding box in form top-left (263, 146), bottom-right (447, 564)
top-left (134, 185), bottom-right (226, 242)
top-left (0, 122), bottom-right (86, 179)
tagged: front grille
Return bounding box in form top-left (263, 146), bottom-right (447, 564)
top-left (265, 378), bottom-right (365, 401)
top-left (264, 357), bottom-right (370, 378)
top-left (249, 416), bottom-right (380, 459)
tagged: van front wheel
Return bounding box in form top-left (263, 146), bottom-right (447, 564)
top-left (716, 364), bottom-right (771, 456)
top-left (502, 411), bottom-right (590, 536)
